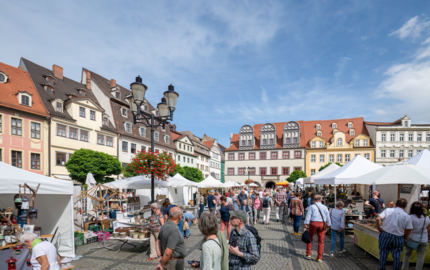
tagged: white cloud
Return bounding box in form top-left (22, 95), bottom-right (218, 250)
top-left (389, 16), bottom-right (430, 39)
top-left (334, 57), bottom-right (352, 78)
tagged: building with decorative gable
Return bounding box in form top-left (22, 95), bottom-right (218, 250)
top-left (180, 130), bottom-right (211, 178)
top-left (171, 130), bottom-right (197, 167)
top-left (202, 134), bottom-right (222, 180)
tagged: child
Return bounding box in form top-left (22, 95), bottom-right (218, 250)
top-left (241, 200), bottom-right (251, 225)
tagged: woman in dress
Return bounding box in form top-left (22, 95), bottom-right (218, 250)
top-left (147, 202), bottom-right (164, 261)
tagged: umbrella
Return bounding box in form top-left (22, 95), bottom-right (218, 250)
top-left (249, 183), bottom-right (259, 187)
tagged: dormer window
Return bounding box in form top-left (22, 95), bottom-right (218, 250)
top-left (337, 138), bottom-right (342, 146)
top-left (316, 124), bottom-right (321, 130)
top-left (46, 77), bottom-right (54, 84)
top-left (0, 72), bottom-right (8, 83)
top-left (404, 121), bottom-right (409, 127)
top-left (79, 89), bottom-right (86, 96)
top-left (121, 108), bottom-right (127, 117)
top-left (350, 130), bottom-right (355, 136)
top-left (332, 123), bottom-right (337, 129)
top-left (45, 86), bottom-right (53, 94)
top-left (348, 122), bottom-right (353, 128)
top-left (317, 131), bottom-right (322, 136)
top-left (18, 92), bottom-right (32, 107)
top-left (125, 122), bottom-right (132, 132)
top-left (143, 105), bottom-right (148, 111)
top-left (103, 118), bottom-right (108, 126)
top-left (56, 102), bottom-right (62, 112)
top-left (115, 92), bottom-right (120, 99)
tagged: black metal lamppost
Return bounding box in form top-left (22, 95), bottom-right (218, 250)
top-left (127, 76), bottom-right (179, 204)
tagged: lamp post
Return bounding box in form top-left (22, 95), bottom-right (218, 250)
top-left (127, 76), bottom-right (179, 204)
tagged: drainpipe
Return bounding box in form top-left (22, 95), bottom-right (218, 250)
top-left (47, 116), bottom-right (51, 176)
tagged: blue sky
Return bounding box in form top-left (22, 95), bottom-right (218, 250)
top-left (2, 1), bottom-right (430, 147)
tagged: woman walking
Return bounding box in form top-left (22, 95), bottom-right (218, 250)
top-left (219, 196), bottom-right (233, 241)
top-left (290, 192), bottom-right (305, 235)
top-left (253, 193), bottom-right (263, 224)
top-left (329, 201), bottom-right (346, 256)
top-left (262, 192), bottom-right (273, 224)
top-left (401, 201), bottom-right (430, 270)
top-left (287, 192), bottom-right (295, 224)
top-left (199, 194), bottom-right (206, 218)
top-left (147, 203), bottom-right (165, 261)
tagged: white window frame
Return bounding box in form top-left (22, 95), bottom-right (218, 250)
top-left (19, 92), bottom-right (32, 107)
top-left (337, 138), bottom-right (342, 146)
top-left (320, 155), bottom-right (324, 162)
top-left (399, 150), bottom-right (404, 158)
top-left (311, 155), bottom-right (316, 162)
top-left (363, 139), bottom-right (368, 146)
top-left (121, 107), bottom-right (127, 117)
top-left (390, 150), bottom-right (395, 158)
top-left (381, 134), bottom-right (386, 141)
top-left (364, 153), bottom-right (369, 160)
top-left (345, 154), bottom-right (350, 162)
top-left (319, 141), bottom-right (324, 148)
top-left (154, 132), bottom-right (159, 141)
top-left (125, 122), bottom-right (132, 133)
top-left (139, 127), bottom-right (145, 137)
top-left (381, 150), bottom-right (386, 157)
top-left (355, 140), bottom-right (359, 147)
top-left (311, 141), bottom-right (315, 148)
top-left (391, 134), bottom-right (395, 141)
top-left (329, 154), bottom-right (334, 162)
top-left (0, 72), bottom-right (8, 83)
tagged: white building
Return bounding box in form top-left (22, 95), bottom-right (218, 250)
top-left (171, 130), bottom-right (197, 168)
top-left (366, 115), bottom-right (430, 166)
top-left (204, 139), bottom-right (221, 180)
top-left (180, 130), bottom-right (211, 178)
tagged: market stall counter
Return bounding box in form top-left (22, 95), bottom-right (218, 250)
top-left (352, 221), bottom-right (430, 263)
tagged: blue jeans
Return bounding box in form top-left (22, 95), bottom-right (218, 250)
top-left (199, 204), bottom-right (204, 218)
top-left (292, 214), bottom-right (302, 233)
top-left (178, 217), bottom-right (184, 237)
top-left (184, 220), bottom-right (193, 237)
top-left (330, 229), bottom-right (345, 252)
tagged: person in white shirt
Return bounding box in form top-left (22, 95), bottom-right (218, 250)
top-left (401, 201), bottom-right (430, 270)
top-left (376, 198), bottom-right (413, 270)
top-left (329, 201), bottom-right (346, 256)
top-left (20, 232), bottom-right (61, 270)
top-left (303, 195), bottom-right (331, 263)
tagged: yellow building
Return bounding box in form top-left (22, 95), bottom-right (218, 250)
top-left (304, 117), bottom-right (375, 176)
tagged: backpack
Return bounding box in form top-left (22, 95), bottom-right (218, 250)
top-left (303, 197), bottom-right (309, 209)
top-left (245, 225), bottom-right (262, 261)
top-left (262, 198), bottom-right (269, 208)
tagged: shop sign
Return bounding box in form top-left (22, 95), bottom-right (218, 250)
top-left (400, 184), bottom-right (413, 194)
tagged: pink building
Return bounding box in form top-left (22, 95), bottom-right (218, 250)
top-left (0, 62), bottom-right (50, 175)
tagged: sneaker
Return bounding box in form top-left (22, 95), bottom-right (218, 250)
top-left (330, 252), bottom-right (334, 257)
top-left (277, 219), bottom-right (279, 222)
top-left (304, 255), bottom-right (311, 260)
top-left (317, 259), bottom-right (323, 263)
top-left (339, 249), bottom-right (347, 254)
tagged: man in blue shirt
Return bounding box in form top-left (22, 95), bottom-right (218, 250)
top-left (303, 195), bottom-right (331, 263)
top-left (183, 212), bottom-right (195, 239)
top-left (207, 190), bottom-right (216, 216)
top-left (237, 190), bottom-right (248, 209)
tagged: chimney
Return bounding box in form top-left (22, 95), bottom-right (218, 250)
top-left (53, 65), bottom-right (63, 80)
top-left (110, 79), bottom-right (116, 88)
top-left (86, 71), bottom-right (91, 90)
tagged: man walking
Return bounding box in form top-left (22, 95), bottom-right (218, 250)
top-left (207, 190), bottom-right (217, 216)
top-left (237, 190), bottom-right (248, 209)
top-left (228, 210), bottom-right (260, 269)
top-left (376, 198), bottom-right (412, 270)
top-left (274, 188), bottom-right (287, 222)
top-left (303, 195), bottom-right (331, 263)
top-left (156, 207), bottom-right (186, 270)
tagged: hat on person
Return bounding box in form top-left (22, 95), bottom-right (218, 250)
top-left (229, 210), bottom-right (247, 223)
top-left (210, 190), bottom-right (214, 193)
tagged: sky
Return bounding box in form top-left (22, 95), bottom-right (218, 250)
top-left (1, 1), bottom-right (430, 147)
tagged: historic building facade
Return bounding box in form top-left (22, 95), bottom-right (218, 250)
top-left (180, 130), bottom-right (211, 178)
top-left (366, 116), bottom-right (430, 166)
top-left (21, 58), bottom-right (118, 180)
top-left (304, 117), bottom-right (375, 176)
top-left (225, 121), bottom-right (306, 188)
top-left (203, 136), bottom-right (221, 180)
top-left (0, 62), bottom-right (50, 175)
top-left (171, 130), bottom-right (197, 167)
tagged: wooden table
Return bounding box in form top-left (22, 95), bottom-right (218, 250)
top-left (0, 242), bottom-right (19, 250)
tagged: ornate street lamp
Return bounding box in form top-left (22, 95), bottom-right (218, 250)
top-left (127, 76), bottom-right (179, 204)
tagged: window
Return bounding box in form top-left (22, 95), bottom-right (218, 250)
top-left (404, 121), bottom-right (408, 127)
top-left (115, 92), bottom-right (120, 99)
top-left (56, 152), bottom-right (66, 166)
top-left (381, 150), bottom-right (386, 157)
top-left (21, 95), bottom-right (30, 106)
top-left (320, 155), bottom-right (325, 162)
top-left (31, 122), bottom-right (41, 139)
top-left (90, 110), bottom-right (96, 121)
top-left (106, 136), bottom-right (113, 147)
top-left (131, 143), bottom-right (136, 153)
top-left (260, 152), bottom-right (266, 160)
top-left (269, 138), bottom-right (274, 144)
top-left (355, 140), bottom-right (359, 147)
top-left (260, 168), bottom-right (266, 175)
top-left (80, 130), bottom-right (88, 142)
top-left (345, 154), bottom-right (350, 162)
top-left (248, 140), bottom-right (252, 145)
top-left (79, 107), bottom-right (85, 117)
top-left (418, 134), bottom-right (422, 141)
top-left (179, 143), bottom-right (181, 149)
top-left (408, 150), bottom-right (413, 158)
top-left (271, 152), bottom-right (278, 159)
top-left (249, 168), bottom-right (255, 175)
top-left (11, 118), bottom-right (22, 136)
top-left (238, 153), bottom-right (244, 160)
top-left (125, 123), bottom-right (132, 132)
top-left (282, 167), bottom-right (289, 175)
top-left (333, 123), bottom-right (337, 129)
top-left (283, 151), bottom-right (289, 159)
top-left (31, 153), bottom-right (40, 170)
top-left (294, 151), bottom-right (301, 159)
top-left (317, 131), bottom-right (321, 136)
top-left (122, 141), bottom-right (128, 152)
top-left (46, 77), bottom-right (53, 84)
top-left (249, 153), bottom-right (255, 160)
top-left (241, 140), bottom-right (245, 146)
top-left (238, 168), bottom-right (245, 175)
top-left (286, 138), bottom-right (290, 143)
top-left (427, 134), bottom-right (430, 141)
top-left (391, 134), bottom-right (395, 141)
top-left (400, 134), bottom-right (404, 141)
top-left (319, 141), bottom-right (324, 148)
top-left (12, 151), bottom-right (22, 168)
top-left (311, 155), bottom-right (316, 162)
top-left (103, 118), bottom-right (108, 126)
top-left (155, 132), bottom-right (159, 141)
top-left (311, 141), bottom-right (316, 148)
top-left (56, 102), bottom-right (62, 112)
top-left (399, 150), bottom-right (404, 158)
top-left (418, 150), bottom-right (422, 154)
top-left (141, 146), bottom-right (146, 152)
top-left (97, 134), bottom-right (104, 145)
top-left (350, 130), bottom-right (355, 136)
top-left (337, 154), bottom-right (342, 162)
top-left (164, 135), bottom-right (169, 144)
top-left (57, 124), bottom-right (66, 137)
top-left (0, 73), bottom-right (5, 82)
top-left (381, 134), bottom-right (386, 141)
top-left (408, 134), bottom-right (413, 141)
top-left (355, 154), bottom-right (360, 157)
top-left (294, 167), bottom-right (302, 171)
top-left (316, 124), bottom-right (320, 130)
top-left (364, 140), bottom-right (368, 146)
top-left (337, 138), bottom-right (342, 146)
top-left (228, 153), bottom-right (234, 161)
top-left (348, 123), bottom-right (353, 128)
top-left (390, 150), bottom-right (395, 158)
top-left (121, 108), bottom-right (127, 117)
top-left (364, 153), bottom-right (369, 160)
top-left (271, 167), bottom-right (277, 175)
top-left (293, 137), bottom-right (298, 143)
top-left (228, 168), bottom-right (234, 175)
top-left (69, 128), bottom-right (78, 139)
top-left (329, 154), bottom-right (334, 162)
top-left (0, 149), bottom-right (1, 161)
top-left (311, 169), bottom-right (316, 175)
top-left (262, 139), bottom-right (267, 145)
top-left (45, 86), bottom-right (53, 94)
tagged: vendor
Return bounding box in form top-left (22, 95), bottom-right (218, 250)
top-left (21, 232), bottom-right (61, 270)
top-left (365, 190), bottom-right (385, 217)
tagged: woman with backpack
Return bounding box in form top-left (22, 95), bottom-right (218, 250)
top-left (253, 193), bottom-right (263, 225)
top-left (262, 192), bottom-right (273, 225)
top-left (289, 192), bottom-right (305, 235)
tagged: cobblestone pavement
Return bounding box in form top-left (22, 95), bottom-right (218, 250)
top-left (73, 212), bottom-right (430, 269)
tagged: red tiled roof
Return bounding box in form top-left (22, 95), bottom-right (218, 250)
top-left (203, 141), bottom-right (214, 149)
top-left (365, 117), bottom-right (403, 126)
top-left (0, 62), bottom-right (49, 117)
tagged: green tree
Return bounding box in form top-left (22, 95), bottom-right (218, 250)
top-left (169, 164), bottom-right (186, 177)
top-left (286, 170), bottom-right (307, 183)
top-left (182, 166), bottom-right (204, 182)
top-left (65, 149), bottom-right (123, 184)
top-left (318, 162), bottom-right (343, 172)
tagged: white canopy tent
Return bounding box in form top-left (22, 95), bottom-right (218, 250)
top-left (197, 175), bottom-right (224, 188)
top-left (303, 163), bottom-right (341, 184)
top-left (0, 162), bottom-right (74, 257)
top-left (407, 149), bottom-right (430, 169)
top-left (104, 175), bottom-right (171, 189)
top-left (296, 178), bottom-right (304, 185)
top-left (224, 181), bottom-right (239, 188)
top-left (249, 183), bottom-right (259, 187)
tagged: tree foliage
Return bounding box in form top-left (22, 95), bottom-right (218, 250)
top-left (124, 150), bottom-right (176, 180)
top-left (169, 164), bottom-right (186, 177)
top-left (286, 170), bottom-right (307, 183)
top-left (65, 148), bottom-right (123, 184)
top-left (318, 162), bottom-right (343, 172)
top-left (182, 166), bottom-right (204, 182)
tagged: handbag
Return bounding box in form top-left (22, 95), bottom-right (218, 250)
top-left (183, 220), bottom-right (190, 230)
top-left (405, 218), bottom-right (426, 250)
top-left (316, 205), bottom-right (328, 230)
top-left (301, 230), bottom-right (311, 244)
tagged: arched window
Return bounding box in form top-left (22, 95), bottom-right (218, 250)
top-left (332, 123), bottom-right (337, 129)
top-left (260, 123), bottom-right (276, 149)
top-left (337, 138), bottom-right (342, 146)
top-left (239, 125), bottom-right (254, 150)
top-left (0, 73), bottom-right (5, 83)
top-left (284, 121), bottom-right (300, 148)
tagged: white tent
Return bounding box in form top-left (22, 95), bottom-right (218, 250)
top-left (168, 174), bottom-right (199, 187)
top-left (303, 163), bottom-right (341, 184)
top-left (296, 178), bottom-right (304, 185)
top-left (224, 181), bottom-right (238, 188)
top-left (249, 183), bottom-right (259, 187)
top-left (197, 175), bottom-right (224, 188)
top-left (315, 155), bottom-right (383, 185)
top-left (0, 162), bottom-right (74, 257)
top-left (407, 149), bottom-right (430, 169)
top-left (104, 175), bottom-right (171, 189)
top-left (85, 173), bottom-right (97, 212)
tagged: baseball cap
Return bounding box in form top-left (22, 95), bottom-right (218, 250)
top-left (229, 210), bottom-right (247, 223)
top-left (210, 190), bottom-right (214, 193)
